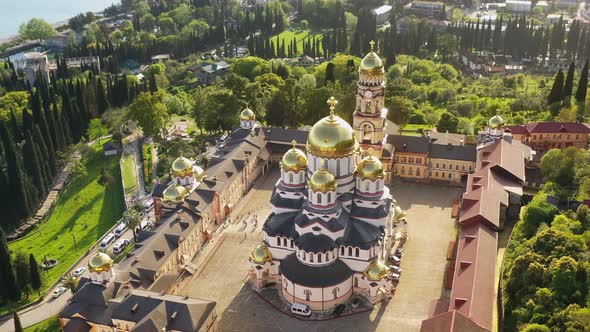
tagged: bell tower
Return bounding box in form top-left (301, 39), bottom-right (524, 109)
top-left (353, 41), bottom-right (388, 159)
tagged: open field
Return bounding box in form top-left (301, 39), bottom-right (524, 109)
top-left (8, 140), bottom-right (124, 295)
top-left (121, 152), bottom-right (138, 197)
top-left (270, 29), bottom-right (324, 56)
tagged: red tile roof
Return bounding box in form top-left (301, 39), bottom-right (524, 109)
top-left (505, 122), bottom-right (590, 135)
top-left (420, 309), bottom-right (491, 332)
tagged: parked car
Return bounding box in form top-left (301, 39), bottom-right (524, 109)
top-left (391, 272), bottom-right (401, 281)
top-left (291, 303), bottom-right (311, 317)
top-left (99, 233), bottom-right (116, 251)
top-left (395, 248), bottom-right (403, 257)
top-left (391, 265), bottom-right (402, 274)
top-left (114, 223), bottom-right (127, 238)
top-left (143, 199), bottom-right (154, 212)
top-left (140, 220), bottom-right (153, 231)
top-left (52, 286), bottom-right (67, 298)
top-left (72, 267), bottom-right (86, 278)
top-left (390, 255), bottom-right (401, 265)
top-left (112, 239), bottom-right (130, 255)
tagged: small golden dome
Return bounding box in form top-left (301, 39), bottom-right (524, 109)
top-left (250, 244), bottom-right (272, 264)
top-left (359, 41), bottom-right (384, 73)
top-left (394, 205), bottom-right (406, 221)
top-left (356, 154), bottom-right (384, 181)
top-left (281, 141), bottom-right (308, 173)
top-left (194, 165), bottom-right (206, 181)
top-left (364, 260), bottom-right (390, 281)
top-left (489, 114), bottom-right (505, 129)
top-left (309, 168), bottom-right (337, 193)
top-left (240, 107), bottom-right (256, 121)
top-left (172, 156), bottom-right (193, 173)
top-left (307, 97), bottom-right (357, 158)
top-left (88, 251), bottom-right (113, 273)
top-left (163, 185), bottom-right (189, 202)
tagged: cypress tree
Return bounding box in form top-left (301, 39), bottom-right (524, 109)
top-left (33, 125), bottom-right (52, 186)
top-left (97, 77), bottom-right (109, 115)
top-left (0, 227), bottom-right (21, 302)
top-left (325, 62), bottom-right (335, 85)
top-left (576, 59), bottom-right (589, 103)
top-left (0, 120), bottom-right (32, 219)
top-left (9, 109), bottom-right (22, 143)
top-left (562, 62), bottom-right (575, 102)
top-left (13, 311), bottom-right (23, 332)
top-left (14, 252), bottom-right (30, 296)
top-left (547, 69), bottom-right (565, 105)
top-left (22, 109), bottom-right (34, 134)
top-left (23, 130), bottom-right (48, 197)
top-left (29, 254), bottom-right (42, 296)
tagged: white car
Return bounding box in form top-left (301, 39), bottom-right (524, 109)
top-left (114, 223), bottom-right (127, 238)
top-left (99, 233), bottom-right (116, 251)
top-left (291, 303), bottom-right (311, 317)
top-left (112, 239), bottom-right (130, 255)
top-left (140, 220), bottom-right (153, 231)
top-left (52, 286), bottom-right (68, 298)
top-left (143, 199), bottom-right (154, 212)
top-left (72, 267), bottom-right (86, 278)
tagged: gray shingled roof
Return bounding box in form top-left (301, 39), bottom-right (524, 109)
top-left (280, 254), bottom-right (352, 287)
top-left (430, 143), bottom-right (477, 162)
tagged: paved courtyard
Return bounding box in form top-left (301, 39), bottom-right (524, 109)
top-left (180, 171), bottom-right (463, 332)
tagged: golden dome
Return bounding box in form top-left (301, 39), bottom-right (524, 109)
top-left (163, 185), bottom-right (189, 202)
top-left (88, 251), bottom-right (113, 273)
top-left (309, 168), bottom-right (337, 193)
top-left (356, 154), bottom-right (384, 181)
top-left (250, 244), bottom-right (272, 264)
top-left (307, 97), bottom-right (357, 158)
top-left (359, 41), bottom-right (384, 73)
top-left (394, 205), bottom-right (406, 221)
top-left (240, 107), bottom-right (256, 121)
top-left (489, 114), bottom-right (505, 129)
top-left (364, 260), bottom-right (390, 281)
top-left (281, 141), bottom-right (308, 173)
top-left (172, 156), bottom-right (193, 173)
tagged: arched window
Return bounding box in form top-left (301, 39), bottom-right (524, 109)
top-left (355, 248), bottom-right (360, 257)
top-left (276, 237), bottom-right (281, 246)
top-left (290, 239), bottom-right (294, 248)
top-left (325, 252), bottom-right (330, 261)
top-left (283, 238), bottom-right (287, 247)
top-left (327, 192), bottom-right (332, 202)
top-left (310, 253), bottom-right (314, 262)
top-left (288, 173), bottom-right (293, 182)
top-left (340, 247), bottom-right (344, 255)
top-left (304, 289), bottom-right (311, 301)
top-left (354, 277), bottom-right (359, 287)
top-left (317, 193), bottom-right (322, 204)
top-left (332, 287), bottom-right (339, 299)
top-left (348, 247), bottom-right (352, 256)
top-left (416, 168), bottom-right (421, 176)
top-left (318, 254), bottom-right (322, 263)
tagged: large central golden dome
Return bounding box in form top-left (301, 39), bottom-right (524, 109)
top-left (307, 98), bottom-right (357, 158)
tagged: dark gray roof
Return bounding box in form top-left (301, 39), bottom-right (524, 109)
top-left (342, 219), bottom-right (384, 249)
top-left (387, 135), bottom-right (430, 154)
top-left (112, 290), bottom-right (216, 332)
top-left (62, 317), bottom-right (91, 332)
top-left (263, 127), bottom-right (309, 144)
top-left (295, 233), bottom-right (336, 253)
top-left (294, 208), bottom-right (349, 232)
top-left (263, 212), bottom-right (299, 237)
top-left (270, 191), bottom-right (304, 210)
top-left (60, 280), bottom-right (125, 326)
top-left (430, 143), bottom-right (477, 162)
top-left (280, 254), bottom-right (352, 287)
top-left (350, 201), bottom-right (391, 220)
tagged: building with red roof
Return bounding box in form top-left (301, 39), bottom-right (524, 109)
top-left (422, 116), bottom-right (532, 332)
top-left (504, 122), bottom-right (590, 155)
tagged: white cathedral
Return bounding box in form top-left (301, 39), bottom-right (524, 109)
top-left (248, 45), bottom-right (406, 311)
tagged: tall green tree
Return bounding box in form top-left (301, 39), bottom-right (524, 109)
top-left (29, 254), bottom-right (42, 296)
top-left (0, 227), bottom-right (21, 302)
top-left (576, 59), bottom-right (588, 103)
top-left (562, 62), bottom-right (576, 103)
top-left (18, 18), bottom-right (56, 40)
top-left (0, 120), bottom-right (32, 219)
top-left (127, 92), bottom-right (169, 139)
top-left (23, 130), bottom-right (47, 199)
top-left (548, 69), bottom-right (565, 106)
top-left (14, 252), bottom-right (30, 296)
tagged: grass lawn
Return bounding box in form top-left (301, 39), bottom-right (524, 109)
top-left (24, 316), bottom-right (60, 332)
top-left (404, 124), bottom-right (433, 131)
top-left (8, 140), bottom-right (124, 299)
top-left (270, 29), bottom-right (324, 56)
top-left (169, 114), bottom-right (200, 135)
top-left (121, 152), bottom-right (138, 198)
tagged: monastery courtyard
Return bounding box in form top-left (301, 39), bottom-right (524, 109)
top-left (178, 168), bottom-right (463, 332)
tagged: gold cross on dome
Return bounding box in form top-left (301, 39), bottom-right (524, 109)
top-left (327, 96), bottom-right (338, 117)
top-left (369, 40), bottom-right (375, 52)
top-left (367, 147), bottom-right (374, 157)
top-left (291, 140), bottom-right (297, 148)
